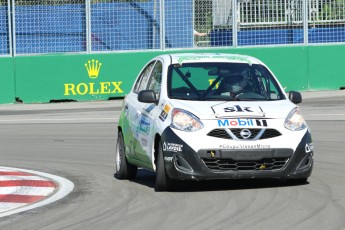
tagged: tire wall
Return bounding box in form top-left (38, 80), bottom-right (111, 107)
top-left (1, 45), bottom-right (344, 104)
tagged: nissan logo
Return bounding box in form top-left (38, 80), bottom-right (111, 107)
top-left (240, 129), bottom-right (252, 139)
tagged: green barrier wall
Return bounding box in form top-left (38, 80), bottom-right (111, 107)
top-left (2, 45), bottom-right (345, 104)
top-left (0, 57), bottom-right (15, 104)
top-left (308, 45), bottom-right (345, 90)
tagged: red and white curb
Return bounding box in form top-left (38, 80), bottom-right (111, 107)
top-left (0, 166), bottom-right (74, 217)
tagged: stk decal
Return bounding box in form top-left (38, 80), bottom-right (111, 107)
top-left (224, 105), bottom-right (253, 112)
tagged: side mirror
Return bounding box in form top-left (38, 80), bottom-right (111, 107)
top-left (288, 91), bottom-right (302, 104)
top-left (138, 90), bottom-right (158, 104)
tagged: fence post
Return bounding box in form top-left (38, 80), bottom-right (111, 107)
top-left (303, 0), bottom-right (309, 45)
top-left (85, 0), bottom-right (91, 53)
top-left (153, 0), bottom-right (158, 49)
top-left (6, 0), bottom-right (12, 56)
top-left (160, 0), bottom-right (165, 50)
top-left (232, 0), bottom-right (238, 47)
top-left (10, 0), bottom-right (15, 56)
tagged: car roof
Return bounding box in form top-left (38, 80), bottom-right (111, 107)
top-left (160, 53), bottom-right (264, 66)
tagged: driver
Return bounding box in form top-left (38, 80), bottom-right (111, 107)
top-left (221, 72), bottom-right (248, 97)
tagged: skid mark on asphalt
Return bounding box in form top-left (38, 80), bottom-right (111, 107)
top-left (0, 166), bottom-right (74, 217)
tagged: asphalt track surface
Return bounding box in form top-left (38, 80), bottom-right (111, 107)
top-left (0, 91), bottom-right (344, 230)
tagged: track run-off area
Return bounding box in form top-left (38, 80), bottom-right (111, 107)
top-left (0, 90), bottom-right (344, 230)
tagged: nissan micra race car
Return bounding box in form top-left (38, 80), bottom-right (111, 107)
top-left (115, 53), bottom-right (313, 191)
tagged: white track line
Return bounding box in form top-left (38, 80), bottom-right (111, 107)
top-left (0, 187), bottom-right (55, 196)
top-left (0, 176), bottom-right (49, 181)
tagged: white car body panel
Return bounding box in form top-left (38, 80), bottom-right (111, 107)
top-left (117, 53), bottom-right (313, 184)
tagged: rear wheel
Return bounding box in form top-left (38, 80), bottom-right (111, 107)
top-left (114, 131), bottom-right (137, 180)
top-left (155, 141), bottom-right (174, 191)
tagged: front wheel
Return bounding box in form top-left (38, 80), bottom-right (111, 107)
top-left (114, 131), bottom-right (137, 180)
top-left (155, 141), bottom-right (174, 191)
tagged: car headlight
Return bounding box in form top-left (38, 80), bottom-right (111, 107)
top-left (170, 108), bottom-right (204, 132)
top-left (284, 108), bottom-right (307, 131)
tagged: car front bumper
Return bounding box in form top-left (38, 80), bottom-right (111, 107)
top-left (161, 127), bottom-right (313, 181)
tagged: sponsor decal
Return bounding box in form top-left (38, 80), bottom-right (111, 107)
top-left (64, 59), bottom-right (124, 96)
top-left (305, 143), bottom-right (313, 153)
top-left (138, 118), bottom-right (150, 134)
top-left (159, 111), bottom-right (168, 121)
top-left (159, 102), bottom-right (171, 122)
top-left (163, 142), bottom-right (183, 153)
top-left (145, 104), bottom-right (155, 113)
top-left (177, 55), bottom-right (252, 65)
top-left (164, 156), bottom-right (173, 162)
top-left (217, 118), bottom-right (267, 127)
top-left (140, 137), bottom-right (148, 147)
top-left (85, 59), bottom-right (102, 79)
top-left (163, 104), bottom-right (171, 113)
top-left (224, 105), bottom-right (253, 113)
top-left (219, 144), bottom-right (271, 149)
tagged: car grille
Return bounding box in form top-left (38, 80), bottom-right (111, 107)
top-left (202, 157), bottom-right (289, 171)
top-left (207, 128), bottom-right (281, 140)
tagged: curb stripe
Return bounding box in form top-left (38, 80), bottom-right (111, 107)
top-left (0, 194), bottom-right (46, 203)
top-left (0, 180), bottom-right (56, 187)
top-left (0, 172), bottom-right (33, 176)
top-left (0, 166), bottom-right (74, 217)
top-left (0, 186), bottom-right (55, 196)
top-left (0, 176), bottom-right (49, 181)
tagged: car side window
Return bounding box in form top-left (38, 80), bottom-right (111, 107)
top-left (133, 61), bottom-right (155, 94)
top-left (146, 61), bottom-right (162, 92)
top-left (253, 68), bottom-right (283, 99)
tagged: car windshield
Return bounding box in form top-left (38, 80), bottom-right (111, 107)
top-left (167, 62), bottom-right (286, 101)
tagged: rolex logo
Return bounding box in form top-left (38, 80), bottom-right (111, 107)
top-left (85, 59), bottom-right (102, 79)
top-left (65, 59), bottom-right (123, 96)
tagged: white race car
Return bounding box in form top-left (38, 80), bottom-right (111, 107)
top-left (115, 53), bottom-right (313, 191)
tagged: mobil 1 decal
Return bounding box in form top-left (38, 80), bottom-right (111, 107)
top-left (217, 118), bottom-right (268, 128)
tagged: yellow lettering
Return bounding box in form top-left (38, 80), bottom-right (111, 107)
top-left (100, 82), bottom-right (111, 94)
top-left (89, 82), bottom-right (100, 95)
top-left (64, 81), bottom-right (124, 96)
top-left (77, 83), bottom-right (88, 95)
top-left (111, 81), bottom-right (123, 93)
top-left (64, 84), bottom-right (76, 96)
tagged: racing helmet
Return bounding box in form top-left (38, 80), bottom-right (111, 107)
top-left (221, 74), bottom-right (248, 93)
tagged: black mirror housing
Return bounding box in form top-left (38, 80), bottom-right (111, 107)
top-left (288, 91), bottom-right (302, 104)
top-left (138, 90), bottom-right (158, 104)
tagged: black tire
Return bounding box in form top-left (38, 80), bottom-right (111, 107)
top-left (114, 131), bottom-right (138, 180)
top-left (155, 142), bottom-right (174, 192)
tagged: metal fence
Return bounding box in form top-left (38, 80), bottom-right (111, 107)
top-left (1, 0), bottom-right (345, 56)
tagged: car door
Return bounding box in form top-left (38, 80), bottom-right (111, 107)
top-left (124, 60), bottom-right (155, 164)
top-left (139, 59), bottom-right (164, 163)
top-left (133, 60), bottom-right (164, 167)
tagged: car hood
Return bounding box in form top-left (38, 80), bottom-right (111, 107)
top-left (169, 99), bottom-right (297, 120)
